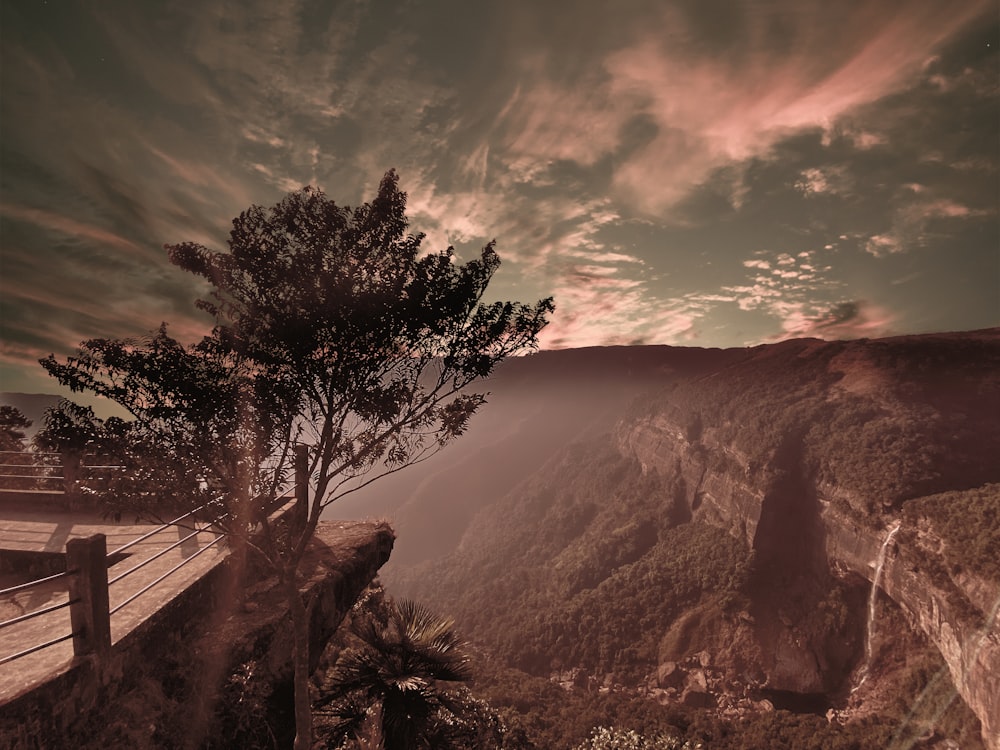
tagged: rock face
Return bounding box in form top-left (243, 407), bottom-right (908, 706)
top-left (390, 331), bottom-right (999, 749)
top-left (618, 409), bottom-right (1000, 749)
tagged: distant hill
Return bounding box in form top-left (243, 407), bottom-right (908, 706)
top-left (324, 344), bottom-right (745, 564)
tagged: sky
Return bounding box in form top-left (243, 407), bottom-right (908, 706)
top-left (1, 0), bottom-right (997, 397)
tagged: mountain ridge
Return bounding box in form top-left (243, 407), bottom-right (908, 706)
top-left (387, 328), bottom-right (1000, 748)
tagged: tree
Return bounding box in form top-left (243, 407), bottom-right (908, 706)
top-left (316, 593), bottom-right (486, 749)
top-left (33, 399), bottom-right (213, 519)
top-left (0, 405), bottom-right (31, 452)
top-left (40, 169), bottom-right (553, 748)
top-left (0, 406), bottom-right (35, 492)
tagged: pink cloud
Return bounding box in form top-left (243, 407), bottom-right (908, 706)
top-left (497, 0), bottom-right (990, 217)
top-left (865, 195), bottom-right (991, 257)
top-left (536, 262), bottom-right (709, 349)
top-left (772, 300), bottom-right (898, 341)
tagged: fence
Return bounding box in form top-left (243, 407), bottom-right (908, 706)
top-left (0, 450), bottom-right (122, 509)
top-left (0, 503), bottom-right (226, 667)
top-left (0, 445), bottom-right (310, 670)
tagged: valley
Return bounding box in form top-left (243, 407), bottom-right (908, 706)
top-left (344, 329), bottom-right (999, 748)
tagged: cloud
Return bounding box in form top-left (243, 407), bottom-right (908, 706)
top-left (493, 0), bottom-right (991, 216)
top-left (794, 165), bottom-right (853, 197)
top-left (1, 0), bottom-right (995, 392)
top-left (865, 233), bottom-right (904, 257)
top-left (864, 196), bottom-right (993, 256)
top-left (538, 276), bottom-right (703, 349)
top-left (0, 203), bottom-right (148, 259)
top-left (724, 246), bottom-right (870, 340)
top-left (771, 300), bottom-right (898, 340)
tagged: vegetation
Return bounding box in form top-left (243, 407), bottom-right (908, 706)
top-left (398, 437), bottom-right (750, 683)
top-left (315, 585), bottom-right (526, 749)
top-left (651, 335), bottom-right (1000, 513)
top-left (903, 484), bottom-right (1000, 580)
top-left (0, 405), bottom-right (30, 451)
top-left (39, 170), bottom-right (551, 748)
top-left (389, 332), bottom-right (998, 749)
top-left (0, 405), bottom-right (38, 491)
top-left (468, 652), bottom-right (984, 750)
top-left (573, 726), bottom-right (702, 750)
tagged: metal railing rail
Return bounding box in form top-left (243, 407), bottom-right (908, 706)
top-left (0, 450), bottom-right (124, 501)
top-left (107, 501), bottom-right (223, 556)
top-left (0, 444), bottom-right (309, 670)
top-left (0, 569), bottom-right (78, 667)
top-left (0, 569), bottom-right (72, 597)
top-left (108, 519), bottom-right (227, 586)
top-left (109, 534), bottom-right (226, 616)
top-left (0, 632), bottom-right (76, 667)
top-left (0, 508), bottom-right (229, 668)
top-left (0, 597), bottom-right (76, 630)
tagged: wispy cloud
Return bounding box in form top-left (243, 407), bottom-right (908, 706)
top-left (0, 0), bottom-right (995, 391)
top-left (0, 204), bottom-right (148, 258)
top-left (494, 0), bottom-right (991, 216)
top-left (865, 195), bottom-right (993, 256)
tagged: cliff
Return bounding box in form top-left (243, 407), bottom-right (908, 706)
top-left (616, 331), bottom-right (1000, 747)
top-left (391, 330), bottom-right (999, 749)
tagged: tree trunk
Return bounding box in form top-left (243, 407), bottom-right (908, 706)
top-left (284, 574), bottom-right (313, 750)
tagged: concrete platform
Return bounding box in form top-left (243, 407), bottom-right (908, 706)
top-left (0, 506), bottom-right (230, 704)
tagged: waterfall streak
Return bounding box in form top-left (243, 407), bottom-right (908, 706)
top-left (853, 520), bottom-right (902, 693)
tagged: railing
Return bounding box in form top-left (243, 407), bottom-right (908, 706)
top-left (0, 450), bottom-right (123, 508)
top-left (0, 450), bottom-right (63, 492)
top-left (0, 503), bottom-right (226, 667)
top-left (0, 568), bottom-right (77, 665)
top-left (0, 444), bottom-right (310, 672)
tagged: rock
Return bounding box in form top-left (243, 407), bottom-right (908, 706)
top-left (681, 686), bottom-right (716, 708)
top-left (657, 661), bottom-right (684, 688)
top-left (685, 669), bottom-right (708, 693)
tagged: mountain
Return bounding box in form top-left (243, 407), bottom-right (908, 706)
top-left (8, 332), bottom-right (998, 747)
top-left (383, 330), bottom-right (1000, 749)
top-left (326, 345), bottom-right (744, 565)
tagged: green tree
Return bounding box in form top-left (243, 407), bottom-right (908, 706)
top-left (40, 170), bottom-right (552, 749)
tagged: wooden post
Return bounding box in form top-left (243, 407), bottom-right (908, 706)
top-left (62, 449), bottom-right (82, 511)
top-left (294, 444), bottom-right (309, 529)
top-left (67, 534), bottom-right (111, 659)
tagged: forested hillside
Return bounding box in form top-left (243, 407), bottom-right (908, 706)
top-left (386, 329), bottom-right (1000, 748)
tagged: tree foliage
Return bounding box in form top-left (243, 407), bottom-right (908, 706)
top-left (0, 405), bottom-right (31, 452)
top-left (574, 726), bottom-right (702, 750)
top-left (39, 169), bottom-right (552, 748)
top-left (32, 400), bottom-right (104, 454)
top-left (316, 593), bottom-right (488, 749)
top-left (41, 170), bottom-right (552, 534)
